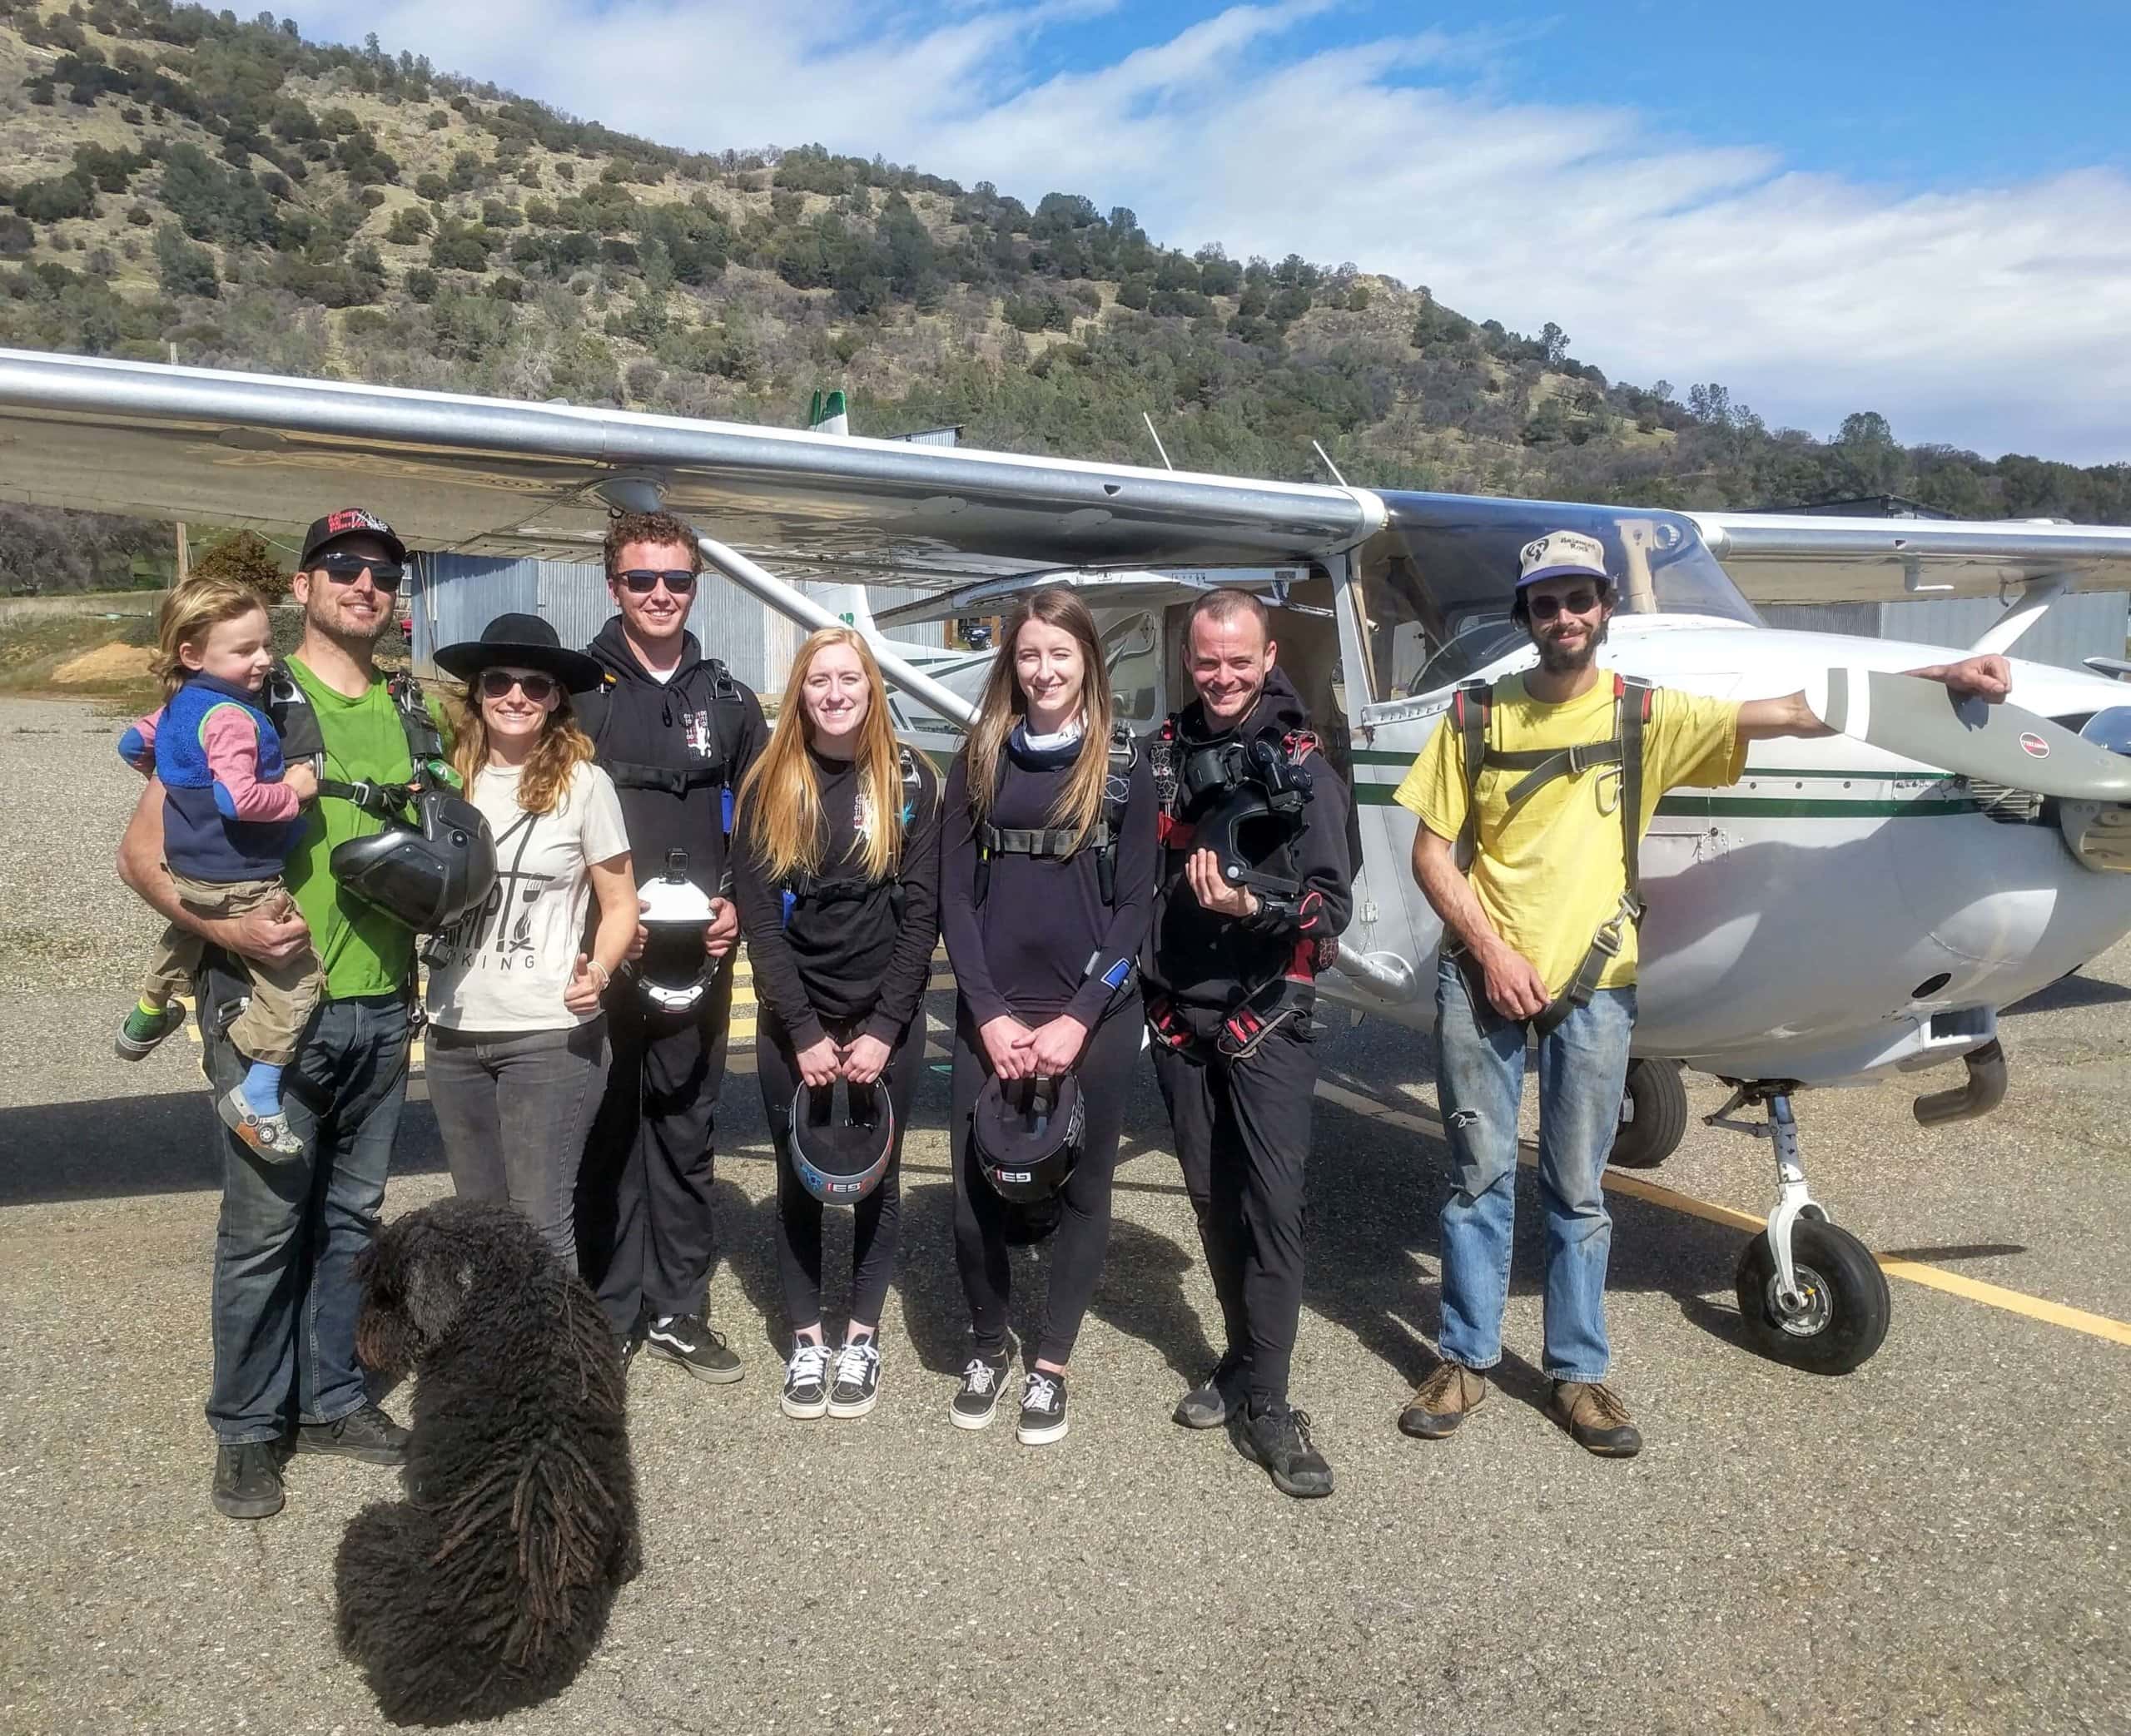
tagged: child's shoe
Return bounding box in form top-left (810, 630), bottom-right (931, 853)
top-left (115, 1001), bottom-right (185, 1060)
top-left (217, 1084), bottom-right (305, 1159)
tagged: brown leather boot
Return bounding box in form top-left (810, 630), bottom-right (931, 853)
top-left (1549, 1380), bottom-right (1642, 1457)
top-left (1398, 1361), bottom-right (1488, 1439)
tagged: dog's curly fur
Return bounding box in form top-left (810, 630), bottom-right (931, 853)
top-left (335, 1199), bottom-right (639, 1727)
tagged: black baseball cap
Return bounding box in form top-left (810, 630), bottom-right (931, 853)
top-left (300, 507), bottom-right (408, 568)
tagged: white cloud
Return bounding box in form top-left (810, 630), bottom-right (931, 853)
top-left (283, 1), bottom-right (2131, 463)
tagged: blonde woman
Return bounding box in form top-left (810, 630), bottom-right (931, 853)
top-left (733, 627), bottom-right (941, 1420)
top-left (424, 613), bottom-right (637, 1271)
top-left (938, 588), bottom-right (1157, 1446)
top-left (115, 576), bottom-right (321, 1157)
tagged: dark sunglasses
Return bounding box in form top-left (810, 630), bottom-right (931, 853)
top-left (1527, 588), bottom-right (1603, 622)
top-left (314, 553), bottom-right (405, 592)
top-left (618, 568), bottom-right (697, 597)
top-left (479, 669), bottom-right (560, 703)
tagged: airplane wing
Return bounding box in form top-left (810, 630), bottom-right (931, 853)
top-left (871, 564), bottom-right (1309, 627)
top-left (0, 348), bottom-right (1378, 583)
top-left (1693, 512), bottom-right (2131, 606)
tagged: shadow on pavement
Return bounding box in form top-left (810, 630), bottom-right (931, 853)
top-left (0, 1089), bottom-right (448, 1206)
top-left (2004, 970), bottom-right (2131, 1014)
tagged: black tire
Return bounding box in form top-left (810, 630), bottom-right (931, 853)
top-left (1733, 1219), bottom-right (1891, 1374)
top-left (1610, 1059), bottom-right (1687, 1168)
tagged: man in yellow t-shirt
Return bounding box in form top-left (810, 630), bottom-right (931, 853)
top-left (1391, 528), bottom-right (2013, 1459)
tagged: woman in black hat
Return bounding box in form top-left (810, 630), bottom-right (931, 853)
top-left (423, 613), bottom-right (637, 1271)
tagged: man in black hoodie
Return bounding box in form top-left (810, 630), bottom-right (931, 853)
top-left (574, 511), bottom-right (770, 1381)
top-left (1144, 588), bottom-right (1352, 1500)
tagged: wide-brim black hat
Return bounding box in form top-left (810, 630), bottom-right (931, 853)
top-left (435, 612), bottom-right (605, 692)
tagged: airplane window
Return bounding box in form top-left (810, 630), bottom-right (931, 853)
top-left (1350, 494), bottom-right (1762, 705)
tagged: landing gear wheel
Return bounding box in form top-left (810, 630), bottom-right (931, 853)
top-left (1611, 1059), bottom-right (1687, 1168)
top-left (1733, 1218), bottom-right (1890, 1374)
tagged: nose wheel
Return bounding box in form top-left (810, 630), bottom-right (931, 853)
top-left (1706, 1085), bottom-right (1891, 1374)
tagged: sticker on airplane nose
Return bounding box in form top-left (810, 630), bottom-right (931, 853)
top-left (2019, 732), bottom-right (2051, 759)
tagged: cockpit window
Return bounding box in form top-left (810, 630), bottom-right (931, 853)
top-left (1352, 494), bottom-right (1761, 702)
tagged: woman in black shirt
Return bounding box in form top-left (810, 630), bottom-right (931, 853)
top-left (940, 587), bottom-right (1157, 1446)
top-left (733, 627), bottom-right (942, 1421)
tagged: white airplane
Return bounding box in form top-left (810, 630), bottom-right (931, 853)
top-left (4, 345), bottom-right (2129, 1375)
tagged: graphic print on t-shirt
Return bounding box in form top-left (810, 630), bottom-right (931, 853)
top-left (431, 810), bottom-right (553, 973)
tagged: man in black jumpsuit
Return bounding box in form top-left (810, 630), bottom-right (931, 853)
top-left (575, 510), bottom-right (769, 1381)
top-left (1144, 588), bottom-right (1352, 1499)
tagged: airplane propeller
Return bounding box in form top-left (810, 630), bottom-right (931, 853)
top-left (1816, 669), bottom-right (2131, 804)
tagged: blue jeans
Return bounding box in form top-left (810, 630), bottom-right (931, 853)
top-left (202, 987), bottom-right (410, 1445)
top-left (1433, 955), bottom-right (1634, 1383)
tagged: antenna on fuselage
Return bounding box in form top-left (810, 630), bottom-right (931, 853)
top-left (1142, 413), bottom-right (1174, 470)
top-left (1312, 439), bottom-right (1350, 489)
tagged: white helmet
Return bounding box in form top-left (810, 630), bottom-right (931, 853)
top-left (632, 850), bottom-right (720, 1013)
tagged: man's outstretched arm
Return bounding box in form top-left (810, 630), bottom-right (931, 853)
top-left (1736, 652), bottom-right (2013, 742)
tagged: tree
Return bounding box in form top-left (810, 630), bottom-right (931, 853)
top-left (152, 223), bottom-right (219, 298)
top-left (191, 528), bottom-right (286, 601)
top-left (1539, 320), bottom-right (1568, 365)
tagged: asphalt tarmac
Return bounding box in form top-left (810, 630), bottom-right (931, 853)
top-left (1, 697), bottom-right (2125, 1734)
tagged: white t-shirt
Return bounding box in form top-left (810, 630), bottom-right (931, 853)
top-left (425, 758), bottom-right (631, 1032)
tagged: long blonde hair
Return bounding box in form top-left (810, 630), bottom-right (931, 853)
top-left (962, 587), bottom-right (1115, 845)
top-left (152, 576), bottom-right (271, 698)
top-left (448, 678), bottom-right (595, 816)
top-left (738, 627), bottom-right (906, 884)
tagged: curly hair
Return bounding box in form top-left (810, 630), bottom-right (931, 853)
top-left (448, 683), bottom-right (598, 816)
top-left (603, 510), bottom-right (702, 583)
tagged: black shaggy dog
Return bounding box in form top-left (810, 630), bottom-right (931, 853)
top-left (336, 1199), bottom-right (639, 1726)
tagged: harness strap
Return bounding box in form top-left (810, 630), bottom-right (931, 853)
top-left (1457, 673), bottom-right (1654, 1036)
top-left (980, 822), bottom-right (1104, 860)
top-left (604, 759), bottom-right (728, 797)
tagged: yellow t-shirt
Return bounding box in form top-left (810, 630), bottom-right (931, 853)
top-left (1395, 674), bottom-right (1745, 993)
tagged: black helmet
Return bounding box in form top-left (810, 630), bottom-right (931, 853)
top-left (632, 850), bottom-right (720, 1012)
top-left (973, 1072), bottom-right (1085, 1203)
top-left (330, 786), bottom-right (496, 932)
top-left (1193, 780), bottom-right (1304, 897)
top-left (788, 1078), bottom-right (896, 1204)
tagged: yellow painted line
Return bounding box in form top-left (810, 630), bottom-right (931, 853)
top-left (1311, 1079), bottom-right (2131, 1351)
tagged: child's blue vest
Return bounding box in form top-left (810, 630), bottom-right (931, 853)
top-left (155, 674), bottom-right (300, 883)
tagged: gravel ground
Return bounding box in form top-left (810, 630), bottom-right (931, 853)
top-left (2, 696), bottom-right (2126, 1736)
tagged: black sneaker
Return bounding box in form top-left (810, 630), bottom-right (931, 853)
top-left (1172, 1351), bottom-right (1249, 1430)
top-left (294, 1401), bottom-right (410, 1467)
top-left (781, 1339), bottom-right (831, 1420)
top-left (618, 1332), bottom-right (642, 1376)
top-left (1016, 1371), bottom-right (1069, 1446)
top-left (211, 1441), bottom-right (284, 1520)
top-left (645, 1313), bottom-right (743, 1384)
top-left (950, 1352), bottom-right (1011, 1430)
top-left (1238, 1403), bottom-right (1334, 1500)
top-left (827, 1338), bottom-right (882, 1419)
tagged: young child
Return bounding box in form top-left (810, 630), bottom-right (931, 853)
top-left (116, 577), bottom-right (321, 1158)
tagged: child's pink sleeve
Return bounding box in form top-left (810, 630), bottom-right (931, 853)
top-left (200, 705), bottom-right (301, 824)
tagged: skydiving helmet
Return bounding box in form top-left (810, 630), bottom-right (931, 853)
top-left (788, 1077), bottom-right (896, 1204)
top-left (632, 848), bottom-right (721, 1013)
top-left (330, 783), bottom-right (497, 933)
top-left (1190, 734), bottom-right (1313, 900)
top-left (972, 1071), bottom-right (1085, 1203)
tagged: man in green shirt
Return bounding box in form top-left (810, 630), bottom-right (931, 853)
top-left (120, 508), bottom-right (432, 1520)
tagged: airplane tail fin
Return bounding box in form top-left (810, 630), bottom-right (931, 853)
top-left (817, 583), bottom-right (876, 635)
top-left (807, 388), bottom-right (850, 436)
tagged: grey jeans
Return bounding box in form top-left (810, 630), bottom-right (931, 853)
top-left (427, 1019), bottom-right (610, 1272)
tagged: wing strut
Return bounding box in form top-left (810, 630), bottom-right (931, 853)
top-left (694, 534), bottom-right (977, 729)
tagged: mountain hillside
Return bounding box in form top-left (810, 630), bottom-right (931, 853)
top-left (0, 0), bottom-right (2125, 589)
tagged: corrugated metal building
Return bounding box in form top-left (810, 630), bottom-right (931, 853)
top-left (1761, 593), bottom-right (2127, 673)
top-left (408, 554), bottom-right (945, 695)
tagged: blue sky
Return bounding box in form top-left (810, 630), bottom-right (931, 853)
top-left (284, 1), bottom-right (2131, 464)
